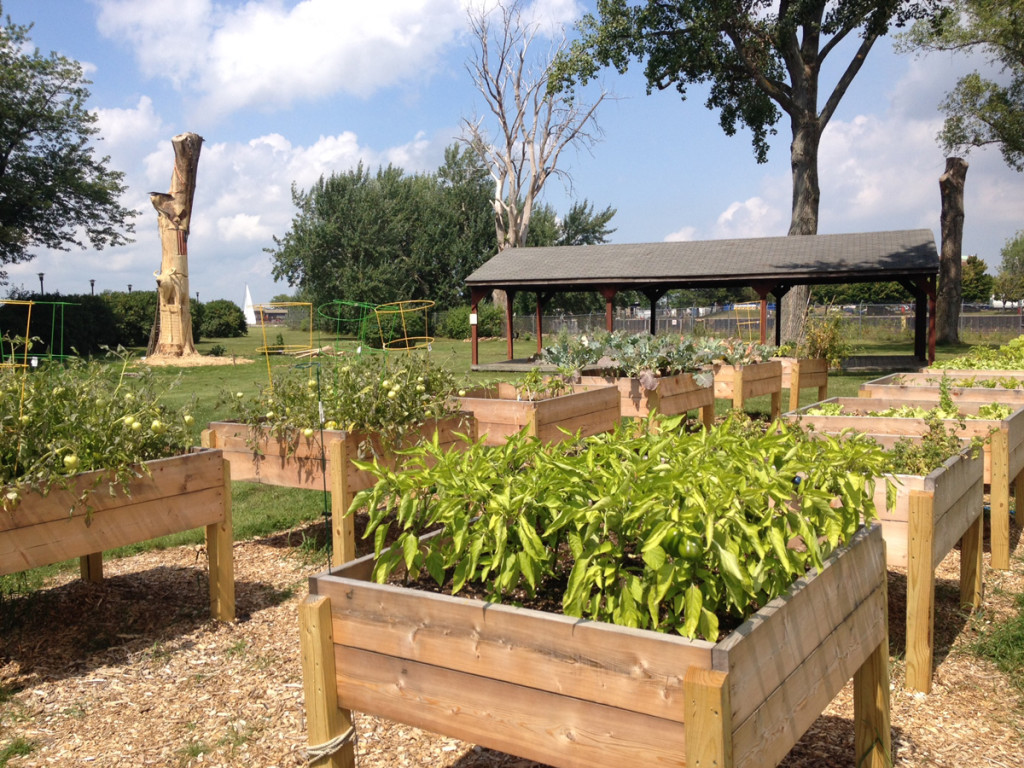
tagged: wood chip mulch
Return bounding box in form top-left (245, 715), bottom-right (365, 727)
top-left (1, 519), bottom-right (1022, 768)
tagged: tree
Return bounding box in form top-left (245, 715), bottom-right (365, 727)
top-left (961, 254), bottom-right (994, 303)
top-left (554, 0), bottom-right (937, 343)
top-left (269, 146), bottom-right (495, 312)
top-left (0, 5), bottom-right (135, 283)
top-left (994, 231), bottom-right (1024, 303)
top-left (461, 0), bottom-right (606, 280)
top-left (936, 156), bottom-right (968, 343)
top-left (901, 0), bottom-right (1024, 170)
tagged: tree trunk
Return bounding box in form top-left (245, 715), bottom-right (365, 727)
top-left (936, 157), bottom-right (968, 344)
top-left (779, 116), bottom-right (822, 344)
top-left (150, 132), bottom-right (203, 357)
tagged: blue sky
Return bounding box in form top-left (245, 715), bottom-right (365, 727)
top-left (5, 0), bottom-right (1023, 307)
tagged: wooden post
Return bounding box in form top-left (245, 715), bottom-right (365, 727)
top-left (732, 366), bottom-right (744, 412)
top-left (299, 595), bottom-right (354, 768)
top-left (535, 294), bottom-right (543, 355)
top-left (504, 289), bottom-right (516, 360)
top-left (206, 459), bottom-right (235, 622)
top-left (990, 429), bottom-right (1011, 570)
top-left (853, 540), bottom-right (891, 768)
top-left (960, 513), bottom-right (984, 610)
top-left (683, 668), bottom-right (733, 768)
top-left (329, 438), bottom-right (357, 568)
top-left (769, 389), bottom-right (781, 420)
top-left (601, 288), bottom-right (616, 332)
top-left (906, 490), bottom-right (935, 693)
top-left (79, 552), bottom-right (103, 583)
top-left (470, 289), bottom-right (482, 367)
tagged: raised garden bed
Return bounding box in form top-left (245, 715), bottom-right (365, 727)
top-left (713, 360), bottom-right (783, 419)
top-left (202, 415), bottom-right (474, 565)
top-left (578, 371), bottom-right (714, 427)
top-left (868, 444), bottom-right (984, 692)
top-left (457, 381), bottom-right (620, 445)
top-left (301, 522), bottom-right (889, 768)
top-left (787, 397), bottom-right (1024, 570)
top-left (860, 371), bottom-right (1024, 405)
top-left (0, 448), bottom-right (234, 621)
top-left (776, 356), bottom-right (829, 412)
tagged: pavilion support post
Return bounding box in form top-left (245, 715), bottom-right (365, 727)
top-left (505, 289), bottom-right (517, 360)
top-left (643, 289), bottom-right (666, 335)
top-left (601, 288), bottom-right (617, 332)
top-left (752, 282), bottom-right (775, 345)
top-left (470, 287), bottom-right (486, 368)
top-left (927, 278), bottom-right (937, 363)
top-left (535, 292), bottom-right (553, 355)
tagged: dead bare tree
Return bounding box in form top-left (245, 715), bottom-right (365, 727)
top-left (148, 132), bottom-right (202, 358)
top-left (461, 0), bottom-right (605, 291)
top-left (937, 156), bottom-right (968, 344)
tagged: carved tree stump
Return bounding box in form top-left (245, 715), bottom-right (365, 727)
top-left (150, 132), bottom-right (203, 357)
top-left (937, 157), bottom-right (968, 345)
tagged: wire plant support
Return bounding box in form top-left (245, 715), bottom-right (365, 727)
top-left (373, 299), bottom-right (435, 352)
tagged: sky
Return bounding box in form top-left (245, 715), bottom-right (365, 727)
top-left (4, 0), bottom-right (1024, 307)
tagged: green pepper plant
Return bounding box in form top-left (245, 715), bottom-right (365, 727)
top-left (350, 415), bottom-right (890, 642)
top-left (1, 350), bottom-right (197, 514)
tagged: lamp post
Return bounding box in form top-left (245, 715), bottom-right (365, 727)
top-left (195, 291), bottom-right (199, 303)
top-left (127, 284), bottom-right (132, 294)
top-left (90, 279), bottom-right (95, 295)
top-left (37, 273), bottom-right (44, 294)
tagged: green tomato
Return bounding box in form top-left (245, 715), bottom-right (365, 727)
top-left (131, 420), bottom-right (142, 431)
top-left (151, 419), bottom-right (165, 434)
top-left (303, 427), bottom-right (315, 438)
top-left (63, 454), bottom-right (80, 470)
top-left (183, 414), bottom-right (195, 426)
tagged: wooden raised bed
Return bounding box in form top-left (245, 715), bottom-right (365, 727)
top-left (578, 371), bottom-right (714, 427)
top-left (299, 524), bottom-right (889, 768)
top-left (787, 397), bottom-right (1024, 570)
top-left (776, 356), bottom-right (829, 411)
top-left (713, 360), bottom-right (783, 419)
top-left (867, 447), bottom-right (984, 692)
top-left (203, 415), bottom-right (474, 565)
top-left (457, 382), bottom-right (620, 445)
top-left (860, 370), bottom-right (1024, 405)
top-left (0, 449), bottom-right (234, 621)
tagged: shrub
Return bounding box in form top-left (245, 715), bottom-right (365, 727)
top-left (436, 303), bottom-right (504, 339)
top-left (201, 299), bottom-right (248, 338)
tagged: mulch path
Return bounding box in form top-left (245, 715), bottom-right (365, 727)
top-left (1, 519), bottom-right (1022, 768)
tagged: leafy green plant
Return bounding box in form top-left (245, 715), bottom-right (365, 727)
top-left (351, 415), bottom-right (889, 642)
top-left (515, 368), bottom-right (573, 401)
top-left (937, 336), bottom-right (1024, 370)
top-left (0, 351), bottom-right (197, 515)
top-left (879, 414), bottom-right (981, 476)
top-left (800, 311), bottom-right (853, 368)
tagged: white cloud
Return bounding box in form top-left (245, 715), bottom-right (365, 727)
top-left (93, 96), bottom-right (166, 150)
top-left (664, 226), bottom-right (696, 242)
top-left (218, 213), bottom-right (272, 242)
top-left (713, 197), bottom-right (785, 239)
top-left (95, 0), bottom-right (470, 120)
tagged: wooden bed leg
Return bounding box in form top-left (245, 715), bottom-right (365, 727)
top-left (906, 491), bottom-right (935, 693)
top-left (300, 595), bottom-right (354, 768)
top-left (990, 430), bottom-right (1010, 570)
top-left (79, 552), bottom-right (103, 583)
top-left (329, 438), bottom-right (357, 568)
top-left (206, 459), bottom-right (235, 622)
top-left (683, 668), bottom-right (733, 768)
top-left (854, 545), bottom-right (891, 768)
top-left (960, 513), bottom-right (984, 610)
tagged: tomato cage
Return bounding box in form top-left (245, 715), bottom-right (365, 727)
top-left (316, 300), bottom-right (377, 354)
top-left (255, 302), bottom-right (314, 355)
top-left (0, 300), bottom-right (35, 369)
top-left (373, 300), bottom-right (434, 351)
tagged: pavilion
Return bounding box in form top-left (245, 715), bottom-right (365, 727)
top-left (465, 229), bottom-right (940, 367)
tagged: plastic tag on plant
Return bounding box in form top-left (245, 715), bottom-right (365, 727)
top-left (319, 402), bottom-right (325, 426)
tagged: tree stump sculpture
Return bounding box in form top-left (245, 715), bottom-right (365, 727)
top-left (149, 132), bottom-right (203, 357)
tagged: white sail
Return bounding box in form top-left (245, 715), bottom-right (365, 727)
top-left (243, 285), bottom-right (257, 325)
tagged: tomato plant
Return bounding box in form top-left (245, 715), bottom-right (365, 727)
top-left (1, 350), bottom-right (197, 514)
top-left (223, 352), bottom-right (466, 450)
top-left (351, 414), bottom-right (889, 642)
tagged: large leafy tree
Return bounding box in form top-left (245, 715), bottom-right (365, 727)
top-left (902, 0), bottom-right (1024, 170)
top-left (961, 253), bottom-right (994, 303)
top-left (268, 146), bottom-right (496, 313)
top-left (0, 5), bottom-right (135, 282)
top-left (553, 0), bottom-right (936, 342)
top-left (994, 230), bottom-right (1024, 303)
